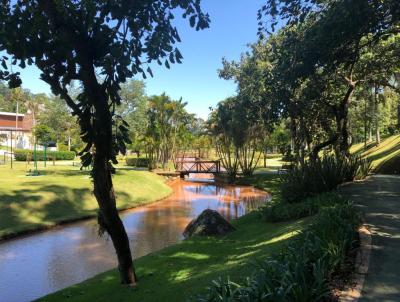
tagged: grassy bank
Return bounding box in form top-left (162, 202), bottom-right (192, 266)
top-left (39, 215), bottom-right (308, 302)
top-left (350, 134), bottom-right (400, 173)
top-left (38, 174), bottom-right (310, 302)
top-left (0, 162), bottom-right (172, 239)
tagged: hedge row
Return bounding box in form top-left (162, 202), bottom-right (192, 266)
top-left (14, 149), bottom-right (76, 161)
top-left (126, 157), bottom-right (150, 168)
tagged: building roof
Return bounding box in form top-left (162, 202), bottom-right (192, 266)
top-left (0, 111), bottom-right (25, 117)
top-left (0, 111), bottom-right (33, 131)
top-left (0, 127), bottom-right (29, 131)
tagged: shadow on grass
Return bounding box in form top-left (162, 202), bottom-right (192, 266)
top-left (0, 184), bottom-right (130, 239)
top-left (339, 176), bottom-right (400, 301)
top-left (367, 143), bottom-right (400, 165)
top-left (40, 213), bottom-right (307, 302)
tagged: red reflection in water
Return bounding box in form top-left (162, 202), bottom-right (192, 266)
top-left (0, 180), bottom-right (269, 302)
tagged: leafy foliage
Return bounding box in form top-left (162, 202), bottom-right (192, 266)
top-left (33, 124), bottom-right (56, 146)
top-left (262, 192), bottom-right (345, 222)
top-left (0, 0), bottom-right (210, 284)
top-left (125, 157), bottom-right (150, 168)
top-left (281, 155), bottom-right (371, 203)
top-left (197, 200), bottom-right (361, 302)
top-left (14, 149), bottom-right (75, 161)
top-left (144, 94), bottom-right (195, 169)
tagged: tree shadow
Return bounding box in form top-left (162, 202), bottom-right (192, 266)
top-left (41, 216), bottom-right (307, 302)
top-left (0, 184), bottom-right (131, 239)
top-left (340, 176), bottom-right (400, 301)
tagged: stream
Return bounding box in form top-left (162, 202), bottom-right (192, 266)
top-left (0, 175), bottom-right (269, 302)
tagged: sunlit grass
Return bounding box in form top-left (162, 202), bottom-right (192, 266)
top-left (0, 161), bottom-right (172, 239)
top-left (39, 213), bottom-right (308, 302)
top-left (351, 135), bottom-right (400, 171)
top-left (37, 173), bottom-right (295, 302)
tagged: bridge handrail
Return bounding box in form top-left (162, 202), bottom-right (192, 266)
top-left (175, 160), bottom-right (221, 173)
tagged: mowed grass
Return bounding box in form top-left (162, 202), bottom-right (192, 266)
top-left (350, 134), bottom-right (400, 172)
top-left (39, 214), bottom-right (307, 302)
top-left (38, 173), bottom-right (300, 302)
top-left (0, 161), bottom-right (172, 239)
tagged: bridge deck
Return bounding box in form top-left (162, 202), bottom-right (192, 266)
top-left (175, 160), bottom-right (221, 174)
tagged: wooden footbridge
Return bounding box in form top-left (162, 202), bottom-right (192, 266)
top-left (175, 159), bottom-right (221, 178)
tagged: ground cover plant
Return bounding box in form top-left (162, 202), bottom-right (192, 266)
top-left (0, 162), bottom-right (172, 239)
top-left (35, 174), bottom-right (307, 302)
top-left (125, 157), bottom-right (151, 168)
top-left (262, 192), bottom-right (342, 222)
top-left (198, 201), bottom-right (361, 302)
top-left (281, 155), bottom-right (371, 203)
top-left (38, 211), bottom-right (309, 302)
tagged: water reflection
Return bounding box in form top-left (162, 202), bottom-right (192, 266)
top-left (0, 180), bottom-right (269, 302)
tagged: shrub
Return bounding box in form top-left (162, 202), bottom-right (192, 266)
top-left (198, 201), bottom-right (361, 302)
top-left (14, 149), bottom-right (76, 161)
top-left (281, 154), bottom-right (371, 203)
top-left (125, 157), bottom-right (150, 168)
top-left (262, 192), bottom-right (346, 222)
top-left (57, 143), bottom-right (70, 152)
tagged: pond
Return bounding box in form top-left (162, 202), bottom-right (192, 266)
top-left (0, 175), bottom-right (269, 302)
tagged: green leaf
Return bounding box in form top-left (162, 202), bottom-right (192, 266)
top-left (189, 15), bottom-right (196, 27)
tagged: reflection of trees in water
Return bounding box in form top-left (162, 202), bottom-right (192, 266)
top-left (38, 181), bottom-right (269, 294)
top-left (129, 185), bottom-right (193, 259)
top-left (47, 223), bottom-right (116, 290)
top-left (183, 182), bottom-right (268, 221)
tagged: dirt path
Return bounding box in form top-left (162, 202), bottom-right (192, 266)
top-left (340, 175), bottom-right (400, 302)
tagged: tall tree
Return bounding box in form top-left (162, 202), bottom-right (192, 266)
top-left (258, 0), bottom-right (400, 158)
top-left (0, 1), bottom-right (209, 285)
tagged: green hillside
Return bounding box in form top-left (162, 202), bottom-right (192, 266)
top-left (350, 135), bottom-right (400, 174)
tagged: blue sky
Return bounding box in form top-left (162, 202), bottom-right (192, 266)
top-left (14, 0), bottom-right (265, 119)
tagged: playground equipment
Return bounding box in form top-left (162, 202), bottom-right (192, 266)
top-left (26, 141), bottom-right (56, 176)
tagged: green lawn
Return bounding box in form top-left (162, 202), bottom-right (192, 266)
top-left (0, 161), bottom-right (172, 239)
top-left (38, 173), bottom-right (306, 302)
top-left (350, 134), bottom-right (400, 172)
top-left (39, 215), bottom-right (307, 302)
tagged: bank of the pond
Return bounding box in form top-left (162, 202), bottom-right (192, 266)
top-left (38, 174), bottom-right (310, 302)
top-left (0, 163), bottom-right (172, 240)
top-left (39, 216), bottom-right (308, 302)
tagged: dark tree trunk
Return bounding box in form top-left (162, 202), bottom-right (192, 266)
top-left (364, 98), bottom-right (368, 148)
top-left (80, 55), bottom-right (136, 285)
top-left (92, 95), bottom-right (137, 285)
top-left (263, 148), bottom-right (267, 168)
top-left (374, 85), bottom-right (381, 145)
top-left (93, 155), bottom-right (137, 284)
top-left (337, 79), bottom-right (356, 157)
top-left (310, 135), bottom-right (339, 162)
top-left (37, 1), bottom-right (136, 285)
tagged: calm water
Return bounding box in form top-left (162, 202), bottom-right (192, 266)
top-left (0, 176), bottom-right (269, 302)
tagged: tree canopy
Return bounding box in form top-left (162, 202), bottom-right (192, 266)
top-left (0, 0), bottom-right (210, 285)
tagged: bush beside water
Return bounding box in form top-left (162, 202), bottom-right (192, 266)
top-left (14, 149), bottom-right (76, 161)
top-left (125, 157), bottom-right (150, 168)
top-left (262, 192), bottom-right (344, 222)
top-left (198, 200), bottom-right (361, 302)
top-left (281, 155), bottom-right (371, 203)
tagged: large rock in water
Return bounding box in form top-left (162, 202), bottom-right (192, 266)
top-left (183, 209), bottom-right (235, 238)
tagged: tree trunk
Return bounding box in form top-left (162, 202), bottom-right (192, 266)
top-left (263, 148), bottom-right (267, 168)
top-left (68, 135), bottom-right (71, 151)
top-left (364, 98), bottom-right (368, 148)
top-left (85, 65), bottom-right (136, 285)
top-left (374, 85), bottom-right (381, 145)
top-left (337, 79), bottom-right (356, 157)
top-left (93, 154), bottom-right (137, 284)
